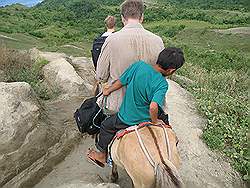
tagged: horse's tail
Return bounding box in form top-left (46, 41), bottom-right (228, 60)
top-left (155, 160), bottom-right (183, 188)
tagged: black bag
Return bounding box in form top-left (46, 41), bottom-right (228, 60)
top-left (91, 35), bottom-right (108, 70)
top-left (74, 96), bottom-right (106, 135)
top-left (158, 107), bottom-right (170, 125)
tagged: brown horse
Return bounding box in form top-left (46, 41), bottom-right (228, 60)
top-left (110, 125), bottom-right (183, 188)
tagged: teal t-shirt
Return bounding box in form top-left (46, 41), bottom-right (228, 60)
top-left (118, 61), bottom-right (168, 126)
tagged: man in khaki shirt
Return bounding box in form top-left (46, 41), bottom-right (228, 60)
top-left (96, 0), bottom-right (164, 114)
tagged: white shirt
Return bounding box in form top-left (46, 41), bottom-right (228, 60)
top-left (101, 32), bottom-right (113, 37)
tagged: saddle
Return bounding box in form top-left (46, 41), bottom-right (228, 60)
top-left (107, 122), bottom-right (173, 167)
top-left (113, 122), bottom-right (172, 140)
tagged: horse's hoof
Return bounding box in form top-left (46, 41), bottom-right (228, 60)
top-left (110, 173), bottom-right (119, 183)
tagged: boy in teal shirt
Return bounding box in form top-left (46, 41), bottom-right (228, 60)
top-left (87, 47), bottom-right (185, 167)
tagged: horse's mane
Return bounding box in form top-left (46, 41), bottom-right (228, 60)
top-left (155, 161), bottom-right (183, 188)
top-left (148, 127), bottom-right (183, 188)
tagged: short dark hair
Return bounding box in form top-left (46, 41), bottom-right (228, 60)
top-left (156, 47), bottom-right (185, 70)
top-left (121, 0), bottom-right (144, 20)
top-left (105, 16), bottom-right (116, 29)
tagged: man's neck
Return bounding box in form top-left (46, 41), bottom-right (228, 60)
top-left (124, 18), bottom-right (140, 25)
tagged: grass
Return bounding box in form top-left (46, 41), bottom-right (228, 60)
top-left (0, 32), bottom-right (47, 50)
top-left (166, 27), bottom-right (249, 180)
top-left (174, 29), bottom-right (250, 57)
top-left (0, 32), bottom-right (91, 57)
top-left (144, 19), bottom-right (233, 29)
top-left (0, 46), bottom-right (58, 100)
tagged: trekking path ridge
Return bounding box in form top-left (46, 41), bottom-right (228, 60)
top-left (34, 52), bottom-right (244, 188)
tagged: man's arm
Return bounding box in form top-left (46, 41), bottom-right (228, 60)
top-left (103, 80), bottom-right (123, 96)
top-left (96, 38), bottom-right (111, 82)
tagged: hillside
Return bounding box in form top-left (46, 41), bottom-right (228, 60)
top-left (0, 0), bottom-right (249, 183)
top-left (0, 0), bottom-right (249, 52)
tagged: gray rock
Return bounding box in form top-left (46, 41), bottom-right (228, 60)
top-left (0, 90), bottom-right (83, 188)
top-left (56, 183), bottom-right (120, 188)
top-left (0, 70), bottom-right (5, 82)
top-left (39, 51), bottom-right (68, 62)
top-left (42, 58), bottom-right (89, 97)
top-left (70, 57), bottom-right (96, 92)
top-left (0, 82), bottom-right (40, 185)
top-left (29, 48), bottom-right (41, 62)
top-left (0, 82), bottom-right (39, 154)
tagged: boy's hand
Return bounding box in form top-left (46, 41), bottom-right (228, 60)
top-left (155, 119), bottom-right (165, 125)
top-left (102, 80), bottom-right (123, 96)
top-left (102, 84), bottom-right (110, 96)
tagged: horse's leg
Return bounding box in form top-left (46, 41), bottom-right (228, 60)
top-left (110, 163), bottom-right (119, 183)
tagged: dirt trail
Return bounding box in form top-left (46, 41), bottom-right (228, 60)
top-left (34, 137), bottom-right (132, 188)
top-left (61, 45), bottom-right (84, 51)
top-left (214, 27), bottom-right (250, 35)
top-left (0, 34), bottom-right (18, 41)
top-left (34, 58), bottom-right (244, 188)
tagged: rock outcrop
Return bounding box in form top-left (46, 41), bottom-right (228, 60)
top-left (0, 82), bottom-right (40, 186)
top-left (0, 83), bottom-right (84, 188)
top-left (70, 56), bottom-right (96, 92)
top-left (42, 58), bottom-right (89, 98)
top-left (0, 82), bottom-right (39, 154)
top-left (57, 183), bottom-right (120, 188)
top-left (39, 51), bottom-right (68, 62)
top-left (0, 51), bottom-right (94, 188)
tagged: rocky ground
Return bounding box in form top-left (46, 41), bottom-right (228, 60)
top-left (0, 51), bottom-right (245, 188)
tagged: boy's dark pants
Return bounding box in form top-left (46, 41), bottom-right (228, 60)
top-left (96, 108), bottom-right (169, 152)
top-left (96, 114), bottom-right (128, 152)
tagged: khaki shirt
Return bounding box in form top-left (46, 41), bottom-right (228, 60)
top-left (96, 23), bottom-right (164, 114)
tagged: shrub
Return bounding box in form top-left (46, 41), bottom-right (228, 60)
top-left (173, 43), bottom-right (249, 180)
top-left (146, 24), bottom-right (186, 38)
top-left (0, 47), bottom-right (55, 100)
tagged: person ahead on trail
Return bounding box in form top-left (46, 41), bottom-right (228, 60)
top-left (91, 16), bottom-right (116, 70)
top-left (96, 0), bottom-right (164, 114)
top-left (87, 47), bottom-right (185, 167)
top-left (102, 16), bottom-right (116, 37)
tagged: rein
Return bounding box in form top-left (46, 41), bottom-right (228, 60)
top-left (134, 122), bottom-right (172, 169)
top-left (92, 94), bottom-right (108, 129)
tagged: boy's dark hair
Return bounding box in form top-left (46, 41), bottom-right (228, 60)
top-left (156, 47), bottom-right (185, 70)
top-left (121, 0), bottom-right (144, 20)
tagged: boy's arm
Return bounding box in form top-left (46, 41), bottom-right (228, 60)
top-left (103, 80), bottom-right (123, 96)
top-left (150, 82), bottom-right (168, 124)
top-left (150, 102), bottom-right (159, 124)
top-left (103, 62), bottom-right (139, 96)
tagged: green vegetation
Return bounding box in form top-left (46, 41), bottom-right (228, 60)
top-left (0, 47), bottom-right (58, 100)
top-left (169, 29), bottom-right (249, 180)
top-left (0, 0), bottom-right (249, 55)
top-left (0, 0), bottom-right (249, 181)
top-left (156, 0), bottom-right (249, 11)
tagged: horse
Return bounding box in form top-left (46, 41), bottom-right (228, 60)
top-left (110, 125), bottom-right (183, 188)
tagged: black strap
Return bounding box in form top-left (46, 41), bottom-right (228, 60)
top-left (95, 133), bottom-right (99, 144)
